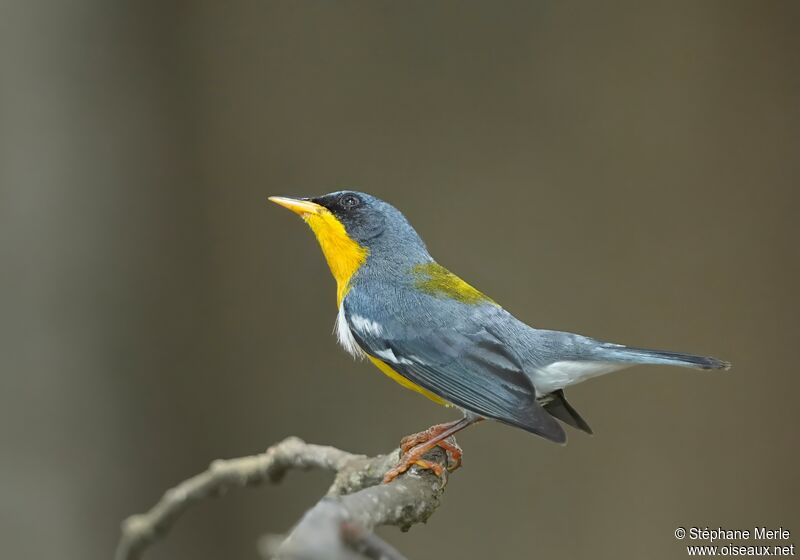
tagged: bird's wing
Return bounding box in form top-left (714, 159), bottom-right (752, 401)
top-left (344, 290), bottom-right (566, 443)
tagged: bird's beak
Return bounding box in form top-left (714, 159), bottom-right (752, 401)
top-left (268, 196), bottom-right (324, 216)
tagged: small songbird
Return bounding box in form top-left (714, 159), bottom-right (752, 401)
top-left (269, 191), bottom-right (730, 482)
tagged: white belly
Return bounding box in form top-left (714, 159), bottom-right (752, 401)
top-left (532, 360), bottom-right (626, 396)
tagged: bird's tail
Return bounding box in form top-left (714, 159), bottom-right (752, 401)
top-left (599, 344), bottom-right (731, 370)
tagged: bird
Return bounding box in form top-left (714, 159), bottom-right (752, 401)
top-left (269, 191), bottom-right (730, 482)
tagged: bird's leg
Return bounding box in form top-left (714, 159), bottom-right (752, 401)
top-left (399, 420), bottom-right (463, 456)
top-left (400, 423), bottom-right (464, 471)
top-left (383, 415), bottom-right (482, 484)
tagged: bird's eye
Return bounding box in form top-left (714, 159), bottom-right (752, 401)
top-left (340, 195), bottom-right (360, 210)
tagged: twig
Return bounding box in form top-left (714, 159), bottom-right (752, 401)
top-left (115, 436), bottom-right (455, 560)
top-left (340, 522), bottom-right (408, 560)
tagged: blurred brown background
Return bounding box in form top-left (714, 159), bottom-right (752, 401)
top-left (2, 1), bottom-right (799, 559)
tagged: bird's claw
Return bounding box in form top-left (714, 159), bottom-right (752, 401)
top-left (383, 454), bottom-right (446, 483)
top-left (383, 434), bottom-right (463, 483)
top-left (399, 425), bottom-right (463, 468)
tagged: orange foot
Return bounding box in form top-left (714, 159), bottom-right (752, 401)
top-left (382, 443), bottom-right (447, 484)
top-left (400, 425), bottom-right (463, 470)
top-left (383, 419), bottom-right (474, 484)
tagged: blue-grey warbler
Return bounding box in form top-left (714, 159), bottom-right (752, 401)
top-left (269, 191), bottom-right (730, 482)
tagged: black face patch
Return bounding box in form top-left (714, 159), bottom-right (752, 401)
top-left (310, 191), bottom-right (384, 242)
top-left (310, 192), bottom-right (364, 223)
top-left (311, 192), bottom-right (361, 214)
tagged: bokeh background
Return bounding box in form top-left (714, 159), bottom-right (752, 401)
top-left (2, 1), bottom-right (799, 559)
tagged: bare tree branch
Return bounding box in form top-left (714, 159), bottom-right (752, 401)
top-left (115, 436), bottom-right (455, 560)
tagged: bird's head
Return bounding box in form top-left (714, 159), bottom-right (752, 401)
top-left (269, 190), bottom-right (429, 301)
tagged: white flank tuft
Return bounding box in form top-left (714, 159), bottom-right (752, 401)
top-left (335, 304), bottom-right (366, 359)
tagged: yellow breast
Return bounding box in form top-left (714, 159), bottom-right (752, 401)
top-left (368, 356), bottom-right (449, 406)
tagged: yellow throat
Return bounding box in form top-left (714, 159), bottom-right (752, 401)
top-left (268, 197), bottom-right (368, 304)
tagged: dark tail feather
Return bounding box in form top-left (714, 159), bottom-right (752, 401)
top-left (601, 345), bottom-right (731, 370)
top-left (542, 390), bottom-right (593, 434)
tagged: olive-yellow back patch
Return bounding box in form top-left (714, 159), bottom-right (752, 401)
top-left (303, 210), bottom-right (368, 305)
top-left (412, 262), bottom-right (494, 305)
